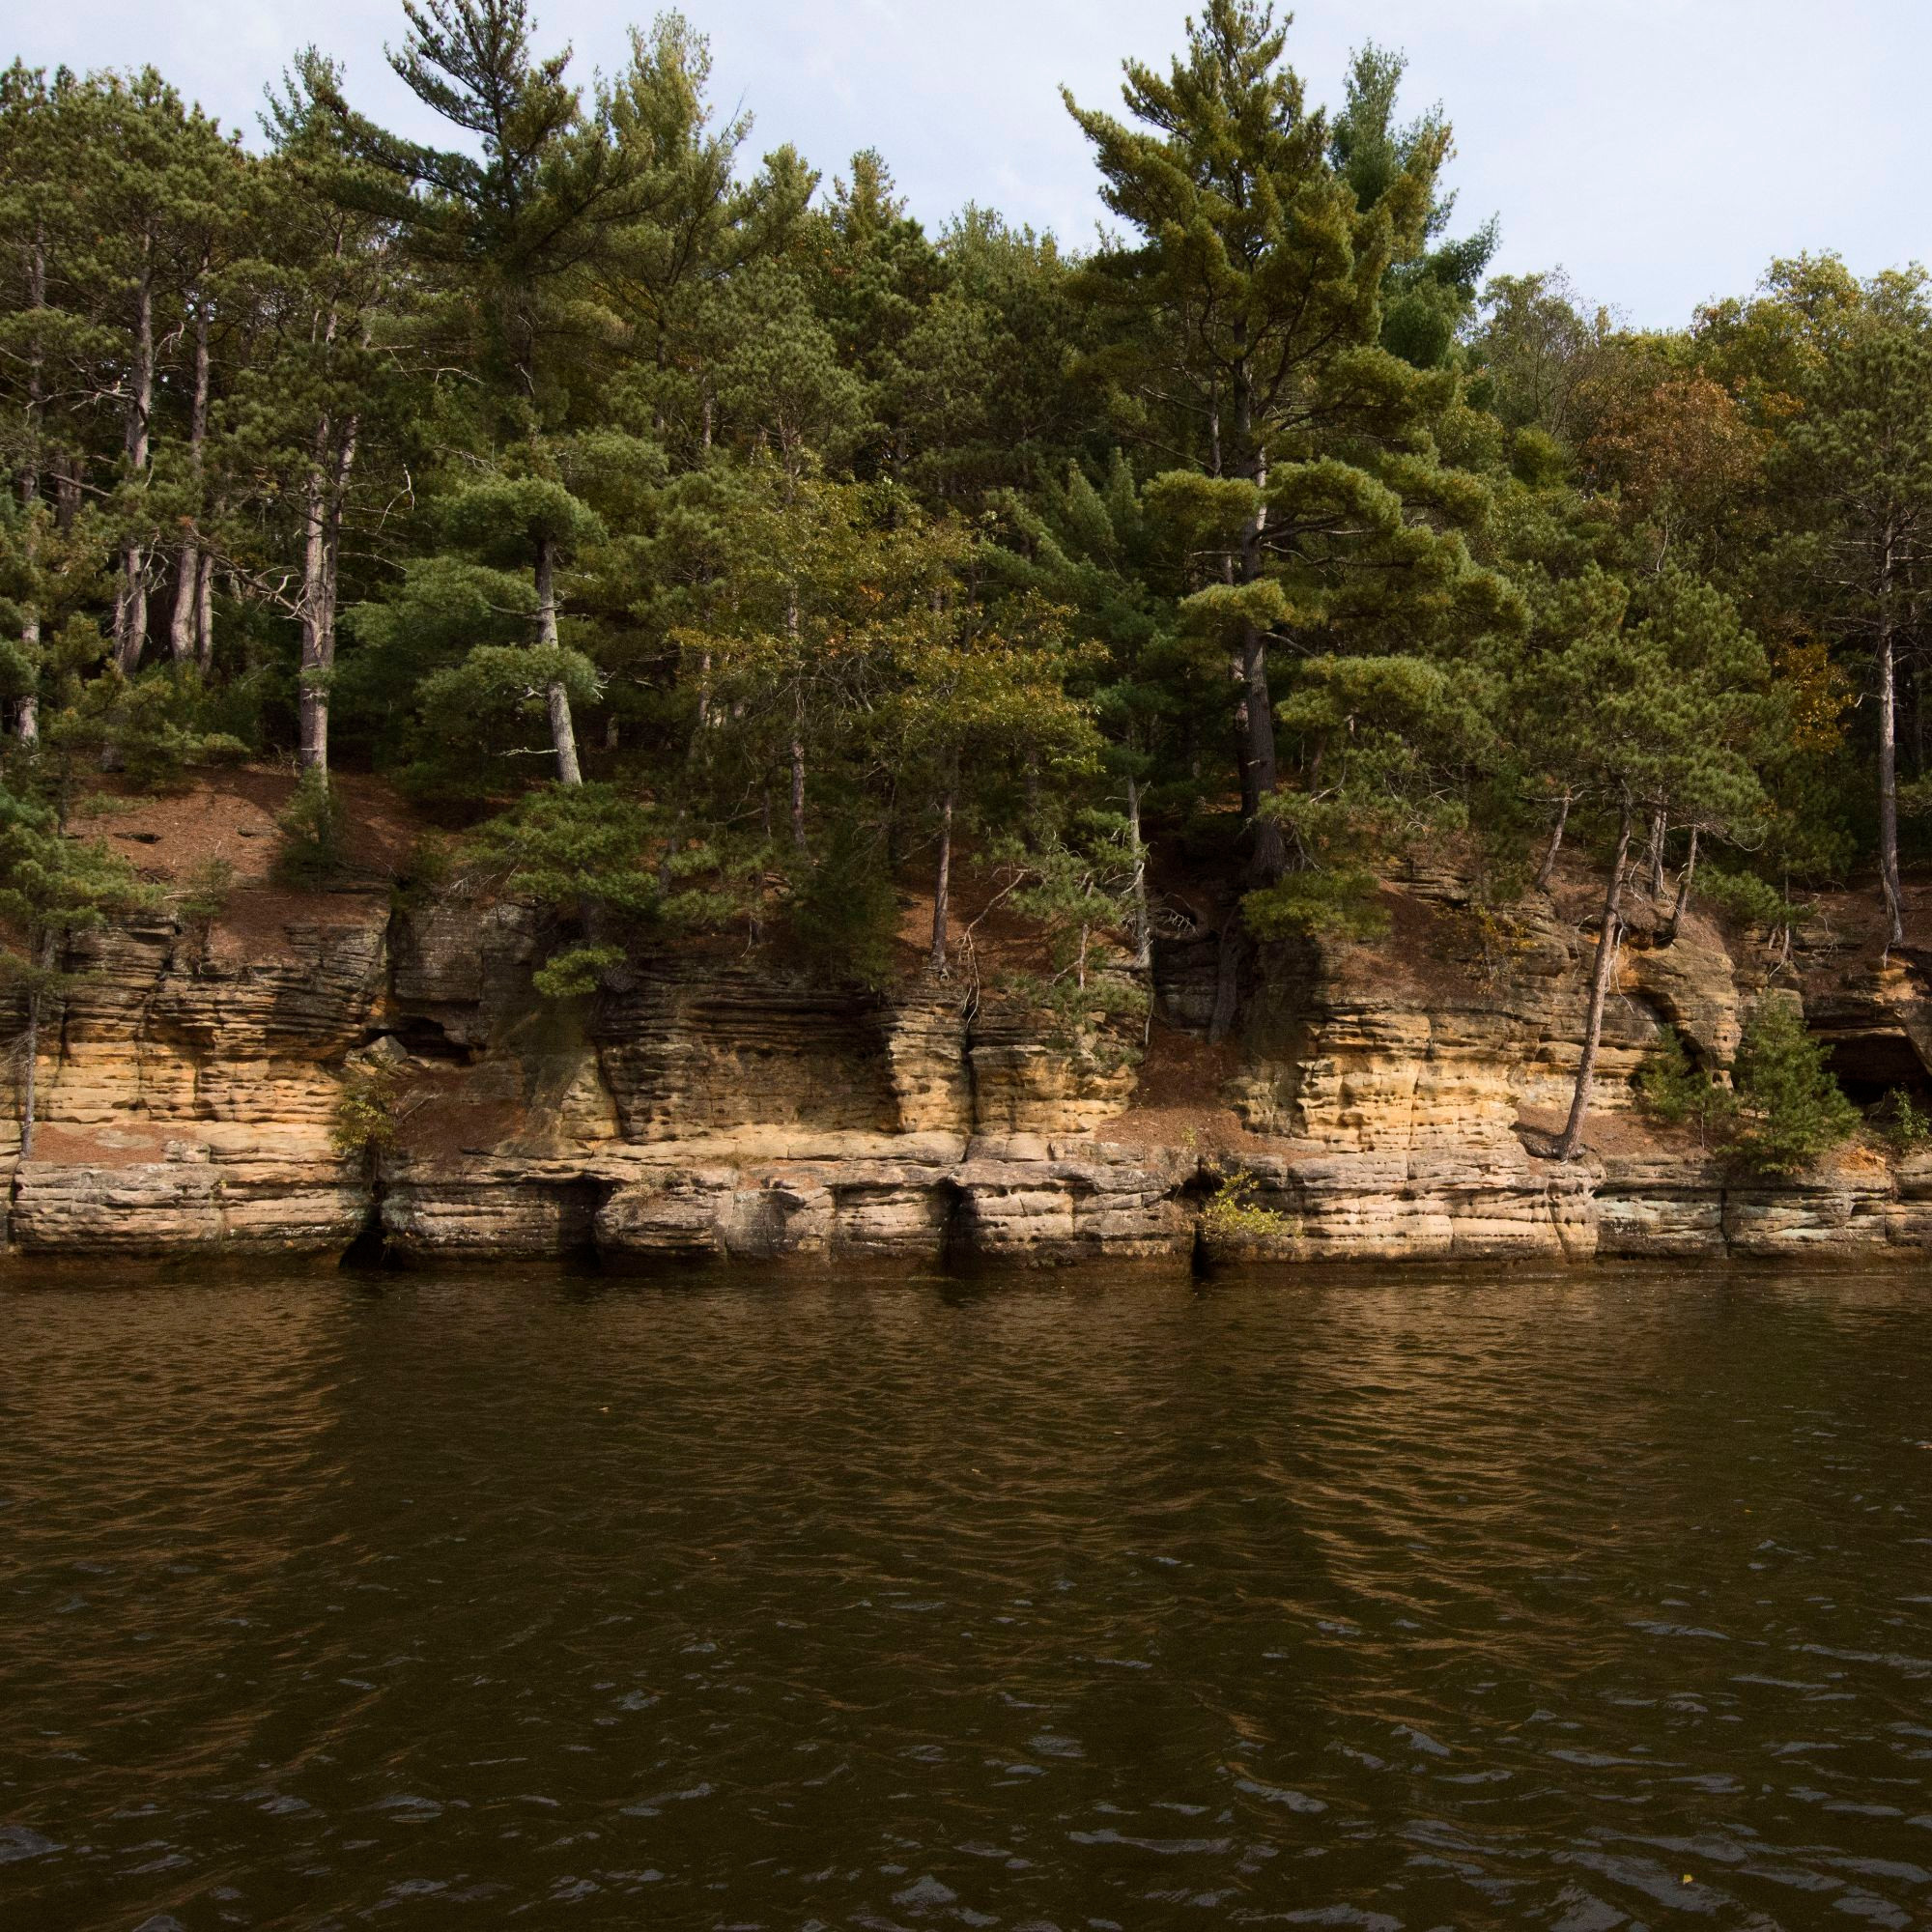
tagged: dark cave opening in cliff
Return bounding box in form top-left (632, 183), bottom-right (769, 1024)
top-left (1819, 1030), bottom-right (1932, 1109)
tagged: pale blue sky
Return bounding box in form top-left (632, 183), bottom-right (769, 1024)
top-left (14, 0), bottom-right (1930, 327)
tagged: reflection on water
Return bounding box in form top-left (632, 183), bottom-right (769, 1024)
top-left (3, 1263), bottom-right (1931, 1929)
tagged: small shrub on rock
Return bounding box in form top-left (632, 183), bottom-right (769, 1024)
top-left (786, 825), bottom-right (899, 991)
top-left (275, 772), bottom-right (349, 889)
top-left (1200, 1163), bottom-right (1288, 1244)
top-left (1874, 1089), bottom-right (1932, 1154)
top-left (1728, 1002), bottom-right (1858, 1177)
top-left (176, 857), bottom-right (236, 939)
top-left (332, 1065), bottom-right (402, 1159)
top-left (1636, 1026), bottom-right (1735, 1145)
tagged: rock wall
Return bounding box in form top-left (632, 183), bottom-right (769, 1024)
top-left (8, 869), bottom-right (1932, 1267)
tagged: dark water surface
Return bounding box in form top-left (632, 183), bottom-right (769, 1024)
top-left (3, 1264), bottom-right (1931, 1931)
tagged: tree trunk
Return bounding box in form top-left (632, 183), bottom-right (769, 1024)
top-left (1238, 420), bottom-right (1284, 883)
top-left (1662, 825), bottom-right (1699, 946)
top-left (298, 449), bottom-right (329, 776)
top-left (1880, 623), bottom-right (1906, 949)
top-left (114, 543), bottom-right (149, 675)
top-left (785, 616), bottom-right (810, 854)
top-left (535, 534), bottom-right (583, 787)
top-left (783, 584), bottom-right (808, 849)
top-left (168, 305), bottom-right (211, 663)
top-left (548, 680), bottom-right (583, 787)
top-left (1126, 775), bottom-right (1151, 971)
top-left (53, 450), bottom-right (80, 533)
top-left (1556, 803), bottom-right (1634, 1162)
top-left (16, 223), bottom-right (44, 504)
top-left (194, 549), bottom-right (216, 673)
top-left (929, 789), bottom-right (953, 974)
top-left (1643, 806), bottom-right (1667, 898)
top-left (789, 727), bottom-right (808, 852)
top-left (297, 408), bottom-right (359, 782)
top-left (16, 224), bottom-right (44, 736)
top-left (1532, 791), bottom-right (1572, 893)
top-left (689, 651), bottom-right (713, 758)
top-left (18, 985), bottom-right (43, 1164)
top-left (113, 225), bottom-right (155, 675)
top-left (1240, 620), bottom-right (1284, 882)
top-left (17, 927), bottom-right (57, 1163)
top-left (298, 676), bottom-right (330, 781)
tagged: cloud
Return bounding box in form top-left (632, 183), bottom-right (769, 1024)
top-left (14, 0), bottom-right (1931, 325)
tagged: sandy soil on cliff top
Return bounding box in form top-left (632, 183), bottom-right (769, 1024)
top-left (64, 767), bottom-right (423, 964)
top-left (69, 766), bottom-right (419, 888)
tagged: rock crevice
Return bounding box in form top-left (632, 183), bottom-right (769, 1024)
top-left (7, 881), bottom-right (1929, 1265)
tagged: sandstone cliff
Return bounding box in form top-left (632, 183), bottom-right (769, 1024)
top-left (8, 775), bottom-right (1932, 1267)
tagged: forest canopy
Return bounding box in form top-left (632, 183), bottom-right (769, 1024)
top-left (3, 0), bottom-right (1929, 1156)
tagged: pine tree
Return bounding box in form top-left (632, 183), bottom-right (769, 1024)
top-left (1327, 42), bottom-right (1496, 372)
top-left (991, 451), bottom-right (1212, 967)
top-left (1065, 2), bottom-right (1504, 894)
top-left (1527, 569), bottom-right (1772, 1158)
top-left (1729, 1000), bottom-right (1858, 1176)
top-left (1777, 313), bottom-right (1932, 948)
top-left (427, 474), bottom-right (608, 786)
top-left (247, 50), bottom-right (404, 784)
top-left (869, 517), bottom-right (1097, 974)
top-left (0, 778), bottom-right (149, 1155)
top-left (332, 0), bottom-right (659, 782)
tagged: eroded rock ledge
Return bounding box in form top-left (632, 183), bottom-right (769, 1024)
top-left (7, 869), bottom-right (1931, 1266)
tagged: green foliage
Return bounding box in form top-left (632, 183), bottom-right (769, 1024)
top-left (1728, 1002), bottom-right (1859, 1176)
top-left (1199, 1163), bottom-right (1289, 1244)
top-left (468, 783), bottom-right (732, 999)
top-left (973, 823), bottom-right (1151, 1060)
top-left (390, 833), bottom-right (456, 913)
top-left (176, 856), bottom-right (236, 936)
top-left (62, 668), bottom-right (252, 793)
top-left (1000, 966), bottom-right (1149, 1072)
top-left (331, 1065), bottom-right (401, 1157)
top-left (0, 781), bottom-right (150, 952)
top-left (441, 478), bottom-right (608, 568)
top-left (784, 825), bottom-right (900, 992)
top-left (1697, 866), bottom-right (1808, 931)
top-left (531, 945), bottom-right (627, 1000)
top-left (274, 771), bottom-right (349, 889)
top-left (1243, 862), bottom-right (1389, 941)
top-left (469, 783), bottom-right (661, 922)
top-left (1636, 1027), bottom-right (1735, 1141)
top-left (1874, 1089), bottom-right (1932, 1154)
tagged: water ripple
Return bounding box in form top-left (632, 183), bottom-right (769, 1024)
top-left (1, 1262), bottom-right (1929, 1927)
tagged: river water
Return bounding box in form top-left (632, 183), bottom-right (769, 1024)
top-left (2, 1264), bottom-right (1930, 1931)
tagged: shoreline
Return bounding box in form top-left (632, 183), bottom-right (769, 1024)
top-left (5, 1131), bottom-right (1925, 1267)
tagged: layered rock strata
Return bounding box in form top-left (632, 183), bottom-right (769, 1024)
top-left (7, 873), bottom-right (1932, 1265)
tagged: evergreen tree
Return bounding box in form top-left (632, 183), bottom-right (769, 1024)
top-left (0, 778), bottom-right (148, 1155)
top-left (1065, 1), bottom-right (1505, 896)
top-left (1777, 313), bottom-right (1932, 948)
top-left (331, 0), bottom-right (658, 781)
top-left (249, 50), bottom-right (404, 784)
top-left (1327, 42), bottom-right (1496, 372)
top-left (1525, 569), bottom-right (1771, 1158)
top-left (992, 452), bottom-right (1215, 965)
top-left (1729, 1000), bottom-right (1859, 1176)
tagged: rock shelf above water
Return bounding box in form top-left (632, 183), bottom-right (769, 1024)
top-left (7, 862), bottom-right (1931, 1267)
